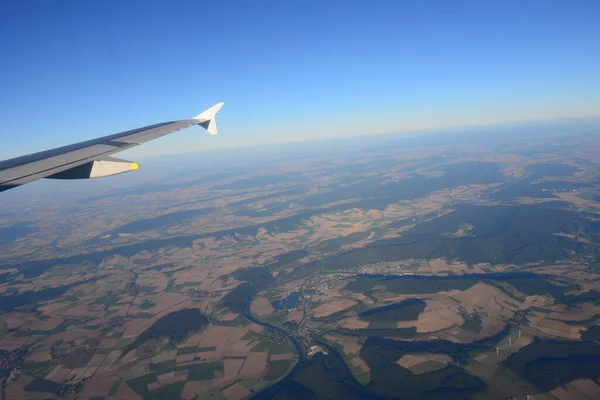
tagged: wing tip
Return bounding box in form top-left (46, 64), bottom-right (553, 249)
top-left (194, 102), bottom-right (225, 122)
top-left (194, 102), bottom-right (224, 135)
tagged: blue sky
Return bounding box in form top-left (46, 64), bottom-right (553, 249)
top-left (1, 0), bottom-right (599, 159)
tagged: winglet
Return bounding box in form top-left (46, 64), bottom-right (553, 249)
top-left (193, 102), bottom-right (224, 135)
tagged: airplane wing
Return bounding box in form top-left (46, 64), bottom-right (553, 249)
top-left (0, 102), bottom-right (224, 193)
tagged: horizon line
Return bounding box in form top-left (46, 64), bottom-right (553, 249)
top-left (135, 112), bottom-right (600, 160)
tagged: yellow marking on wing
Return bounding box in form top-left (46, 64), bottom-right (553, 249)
top-left (130, 162), bottom-right (139, 171)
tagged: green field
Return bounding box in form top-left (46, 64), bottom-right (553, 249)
top-left (126, 374), bottom-right (158, 397)
top-left (251, 340), bottom-right (296, 354)
top-left (264, 359), bottom-right (294, 380)
top-left (367, 320), bottom-right (398, 329)
top-left (151, 359), bottom-right (176, 374)
top-left (107, 381), bottom-right (122, 396)
top-left (409, 360), bottom-right (447, 375)
top-left (176, 346), bottom-right (216, 355)
top-left (187, 361), bottom-right (224, 380)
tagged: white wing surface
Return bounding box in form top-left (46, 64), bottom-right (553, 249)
top-left (0, 103), bottom-right (224, 192)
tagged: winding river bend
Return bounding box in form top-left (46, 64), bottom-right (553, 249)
top-left (244, 270), bottom-right (558, 398)
top-left (244, 304), bottom-right (306, 399)
top-left (244, 306), bottom-right (305, 364)
top-left (247, 295), bottom-right (381, 400)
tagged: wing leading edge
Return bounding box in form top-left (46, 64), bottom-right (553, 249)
top-left (0, 103), bottom-right (224, 193)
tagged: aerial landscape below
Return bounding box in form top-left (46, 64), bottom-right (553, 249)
top-left (2, 121), bottom-right (600, 399)
top-left (1, 0), bottom-right (599, 398)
